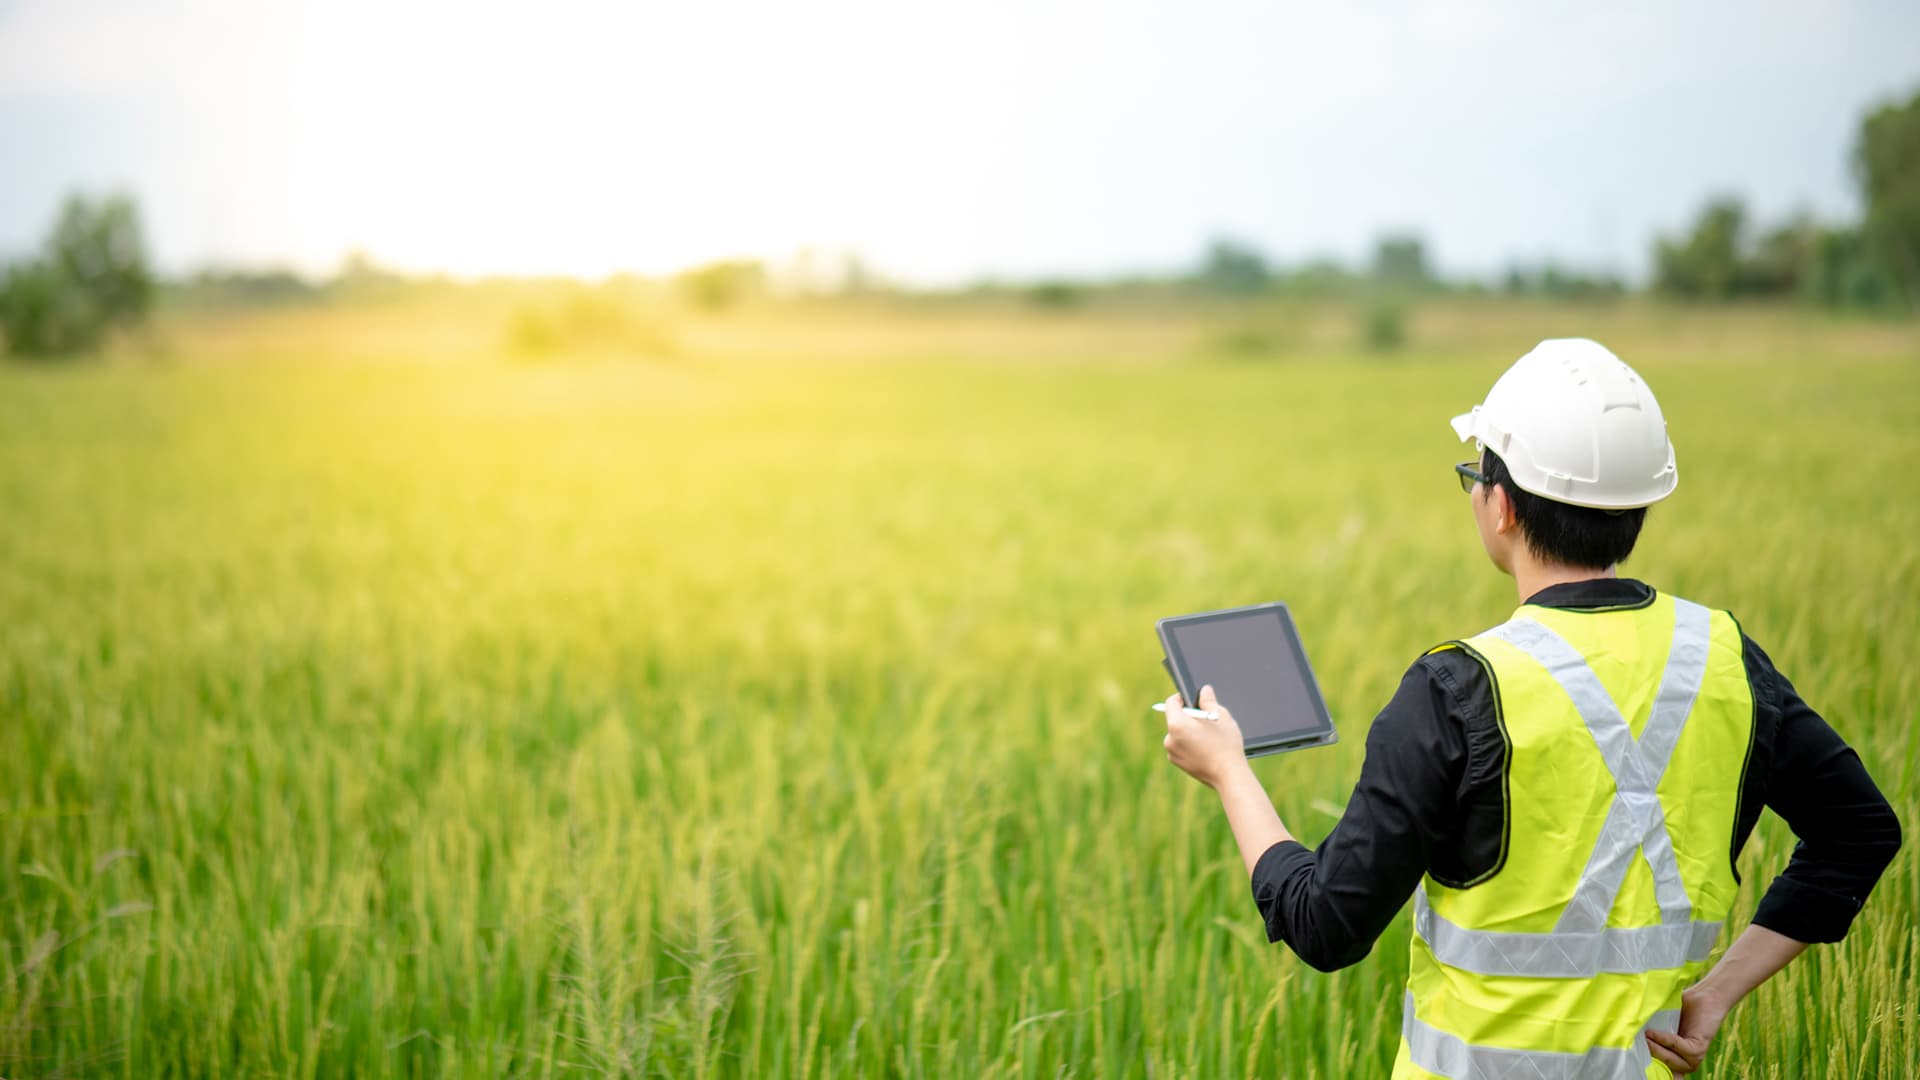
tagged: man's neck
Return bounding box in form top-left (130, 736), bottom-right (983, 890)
top-left (1512, 558), bottom-right (1616, 605)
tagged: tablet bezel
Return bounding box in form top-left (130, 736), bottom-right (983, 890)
top-left (1156, 601), bottom-right (1338, 758)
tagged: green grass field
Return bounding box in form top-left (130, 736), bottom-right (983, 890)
top-left (2, 299), bottom-right (1916, 1077)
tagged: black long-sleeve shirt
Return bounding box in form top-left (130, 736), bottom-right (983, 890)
top-left (1251, 578), bottom-right (1903, 973)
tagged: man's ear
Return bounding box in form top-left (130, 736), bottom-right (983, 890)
top-left (1489, 484), bottom-right (1520, 536)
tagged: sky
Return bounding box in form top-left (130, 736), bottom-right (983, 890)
top-left (2, 0), bottom-right (1918, 285)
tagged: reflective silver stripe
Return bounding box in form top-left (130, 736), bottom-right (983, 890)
top-left (1404, 991), bottom-right (1674, 1079)
top-left (1639, 804), bottom-right (1694, 928)
top-left (1415, 886), bottom-right (1721, 978)
top-left (1560, 796), bottom-right (1647, 932)
top-left (1641, 599), bottom-right (1710, 773)
top-left (1641, 598), bottom-right (1712, 926)
top-left (1479, 599), bottom-right (1713, 935)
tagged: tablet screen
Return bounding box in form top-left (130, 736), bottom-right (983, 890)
top-left (1160, 605), bottom-right (1333, 752)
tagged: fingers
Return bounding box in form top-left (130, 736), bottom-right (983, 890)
top-left (1644, 1030), bottom-right (1700, 1074)
top-left (1645, 1037), bottom-right (1689, 1073)
top-left (1198, 683), bottom-right (1234, 725)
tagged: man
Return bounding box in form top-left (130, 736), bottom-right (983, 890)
top-left (1161, 338), bottom-right (1901, 1078)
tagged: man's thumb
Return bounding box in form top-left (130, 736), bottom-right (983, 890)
top-left (1199, 684), bottom-right (1217, 708)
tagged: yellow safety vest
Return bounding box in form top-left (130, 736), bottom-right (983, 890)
top-left (1391, 591), bottom-right (1754, 1080)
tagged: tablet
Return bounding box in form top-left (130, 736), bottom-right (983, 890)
top-left (1156, 601), bottom-right (1338, 757)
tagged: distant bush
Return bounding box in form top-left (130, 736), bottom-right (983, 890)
top-left (1184, 236), bottom-right (1439, 300)
top-left (1372, 233), bottom-right (1430, 290)
top-left (0, 192), bottom-right (152, 358)
top-left (1361, 301), bottom-right (1406, 353)
top-left (506, 286), bottom-right (676, 360)
top-left (173, 268), bottom-right (321, 309)
top-left (1501, 264), bottom-right (1626, 302)
top-left (676, 260), bottom-right (765, 311)
top-left (1027, 281), bottom-right (1083, 309)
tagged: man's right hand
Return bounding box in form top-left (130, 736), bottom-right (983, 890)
top-left (1647, 924), bottom-right (1808, 1075)
top-left (1645, 984), bottom-right (1727, 1075)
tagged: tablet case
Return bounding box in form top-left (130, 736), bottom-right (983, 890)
top-left (1157, 603), bottom-right (1338, 758)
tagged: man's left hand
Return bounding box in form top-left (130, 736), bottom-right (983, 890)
top-left (1162, 684), bottom-right (1247, 788)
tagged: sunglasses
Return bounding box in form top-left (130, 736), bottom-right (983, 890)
top-left (1454, 459), bottom-right (1490, 494)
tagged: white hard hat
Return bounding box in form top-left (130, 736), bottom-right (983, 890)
top-left (1449, 338), bottom-right (1678, 509)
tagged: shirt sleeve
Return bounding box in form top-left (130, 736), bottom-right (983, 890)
top-left (1744, 635), bottom-right (1903, 943)
top-left (1249, 656), bottom-right (1471, 972)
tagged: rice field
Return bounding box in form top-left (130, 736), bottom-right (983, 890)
top-left (2, 298), bottom-right (1916, 1077)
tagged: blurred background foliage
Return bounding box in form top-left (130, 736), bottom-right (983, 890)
top-left (3, 86), bottom-right (1915, 365)
top-left (0, 193), bottom-right (153, 357)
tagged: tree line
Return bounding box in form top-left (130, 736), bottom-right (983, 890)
top-left (3, 86), bottom-right (1915, 359)
top-left (1184, 86), bottom-right (1917, 311)
top-left (1654, 90), bottom-right (1918, 310)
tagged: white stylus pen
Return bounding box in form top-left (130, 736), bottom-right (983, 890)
top-left (1152, 702), bottom-right (1220, 720)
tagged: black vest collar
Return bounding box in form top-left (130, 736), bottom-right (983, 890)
top-left (1523, 578), bottom-right (1657, 613)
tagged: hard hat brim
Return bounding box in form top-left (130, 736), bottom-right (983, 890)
top-left (1449, 410), bottom-right (1477, 443)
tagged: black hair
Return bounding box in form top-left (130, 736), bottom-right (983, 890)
top-left (1482, 449), bottom-right (1647, 570)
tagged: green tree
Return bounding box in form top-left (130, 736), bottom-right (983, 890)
top-left (1195, 237), bottom-right (1270, 295)
top-left (1654, 197), bottom-right (1746, 299)
top-left (1802, 226), bottom-right (1899, 310)
top-left (1855, 87), bottom-right (1920, 309)
top-left (1371, 233), bottom-right (1430, 288)
top-left (1745, 215), bottom-right (1820, 297)
top-left (48, 193), bottom-right (152, 324)
top-left (0, 192), bottom-right (153, 357)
